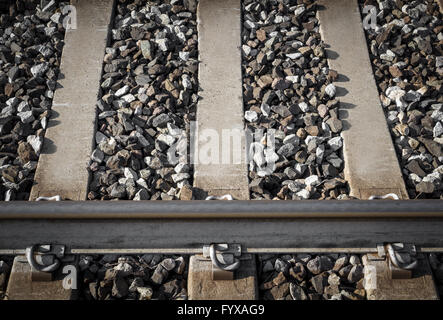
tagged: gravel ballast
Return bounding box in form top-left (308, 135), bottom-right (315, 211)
top-left (242, 0), bottom-right (350, 200)
top-left (78, 254), bottom-right (188, 300)
top-left (88, 0), bottom-right (198, 201)
top-left (258, 253), bottom-right (366, 300)
top-left (360, 0), bottom-right (443, 199)
top-left (0, 1), bottom-right (66, 200)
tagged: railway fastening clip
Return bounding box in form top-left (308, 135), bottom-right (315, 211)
top-left (375, 243), bottom-right (418, 279)
top-left (362, 243), bottom-right (439, 299)
top-left (25, 244), bottom-right (74, 282)
top-left (201, 243), bottom-right (252, 280)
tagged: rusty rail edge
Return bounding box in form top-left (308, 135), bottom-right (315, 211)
top-left (0, 200), bottom-right (441, 219)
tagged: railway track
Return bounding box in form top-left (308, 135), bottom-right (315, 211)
top-left (0, 0), bottom-right (442, 301)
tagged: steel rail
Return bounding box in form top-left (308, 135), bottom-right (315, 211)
top-left (0, 200), bottom-right (442, 251)
top-left (1, 217), bottom-right (443, 250)
top-left (0, 248), bottom-right (391, 255)
top-left (1, 216), bottom-right (443, 248)
top-left (3, 247), bottom-right (443, 256)
top-left (0, 200), bottom-right (442, 219)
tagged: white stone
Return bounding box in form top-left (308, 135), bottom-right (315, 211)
top-left (298, 102), bottom-right (309, 112)
top-left (30, 63), bottom-right (48, 77)
top-left (349, 255), bottom-right (360, 265)
top-left (159, 13), bottom-right (170, 25)
top-left (18, 111), bottom-right (35, 124)
top-left (174, 163), bottom-right (189, 174)
top-left (157, 133), bottom-right (176, 146)
top-left (136, 178), bottom-right (149, 189)
top-left (296, 189), bottom-right (310, 199)
top-left (286, 52), bottom-right (302, 59)
top-left (139, 169), bottom-right (152, 180)
top-left (122, 94), bottom-right (135, 103)
top-left (409, 173), bottom-right (422, 184)
top-left (274, 15), bottom-right (284, 23)
top-left (288, 181), bottom-right (304, 193)
top-left (283, 134), bottom-right (299, 145)
top-left (422, 172), bottom-right (441, 184)
top-left (27, 135), bottom-right (43, 156)
top-left (433, 122), bottom-right (443, 138)
top-left (6, 97), bottom-right (19, 108)
top-left (380, 53), bottom-right (394, 61)
top-left (305, 175), bottom-right (320, 187)
top-left (17, 101), bottom-right (30, 113)
top-left (176, 32), bottom-right (186, 43)
top-left (172, 173), bottom-right (190, 183)
top-left (316, 144), bottom-right (325, 164)
top-left (293, 6), bottom-right (306, 18)
top-left (115, 262), bottom-right (133, 274)
top-left (261, 103), bottom-right (271, 117)
top-left (182, 74), bottom-right (192, 90)
top-left (294, 163), bottom-right (307, 176)
top-left (244, 20), bottom-right (256, 29)
top-left (179, 51), bottom-right (190, 61)
top-left (242, 45), bottom-right (251, 56)
top-left (115, 85), bottom-right (130, 97)
top-left (124, 167), bottom-right (138, 180)
top-left (327, 137), bottom-right (343, 151)
top-left (386, 49), bottom-right (396, 57)
top-left (285, 75), bottom-right (299, 83)
top-left (155, 38), bottom-right (169, 52)
top-left (167, 123), bottom-right (182, 137)
top-left (385, 86), bottom-right (405, 100)
top-left (431, 111), bottom-right (443, 122)
top-left (245, 110), bottom-right (258, 122)
top-left (325, 84), bottom-right (336, 98)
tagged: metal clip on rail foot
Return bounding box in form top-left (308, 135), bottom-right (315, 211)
top-left (25, 244), bottom-right (65, 281)
top-left (205, 194), bottom-right (234, 200)
top-left (35, 195), bottom-right (61, 201)
top-left (376, 243), bottom-right (418, 279)
top-left (202, 243), bottom-right (249, 280)
top-left (369, 193), bottom-right (399, 200)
